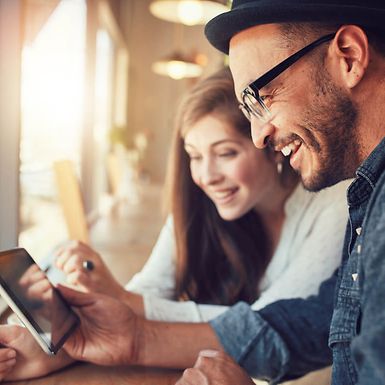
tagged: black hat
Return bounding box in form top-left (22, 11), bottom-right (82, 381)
top-left (205, 0), bottom-right (385, 54)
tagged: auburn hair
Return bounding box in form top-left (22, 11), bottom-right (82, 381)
top-left (165, 67), bottom-right (273, 305)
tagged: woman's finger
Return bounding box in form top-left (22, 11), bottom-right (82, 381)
top-left (18, 265), bottom-right (42, 287)
top-left (61, 254), bottom-right (85, 275)
top-left (66, 270), bottom-right (91, 290)
top-left (27, 278), bottom-right (52, 300)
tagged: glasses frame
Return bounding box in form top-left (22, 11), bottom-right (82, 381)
top-left (240, 33), bottom-right (336, 121)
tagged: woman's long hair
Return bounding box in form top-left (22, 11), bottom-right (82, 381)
top-left (165, 67), bottom-right (279, 305)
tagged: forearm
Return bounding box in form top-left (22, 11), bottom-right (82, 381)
top-left (256, 276), bottom-right (336, 379)
top-left (135, 319), bottom-right (222, 368)
top-left (209, 276), bottom-right (336, 383)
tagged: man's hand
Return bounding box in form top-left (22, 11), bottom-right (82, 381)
top-left (57, 284), bottom-right (140, 366)
top-left (176, 350), bottom-right (255, 385)
top-left (0, 325), bottom-right (73, 382)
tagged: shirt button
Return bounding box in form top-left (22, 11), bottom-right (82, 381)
top-left (352, 273), bottom-right (358, 281)
top-left (357, 244), bottom-right (362, 254)
top-left (356, 227), bottom-right (362, 235)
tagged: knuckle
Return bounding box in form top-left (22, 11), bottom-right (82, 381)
top-left (73, 270), bottom-right (83, 281)
top-left (196, 355), bottom-right (212, 368)
top-left (72, 254), bottom-right (82, 266)
top-left (183, 368), bottom-right (195, 377)
top-left (68, 271), bottom-right (82, 285)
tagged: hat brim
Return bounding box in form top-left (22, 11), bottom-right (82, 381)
top-left (205, 3), bottom-right (385, 54)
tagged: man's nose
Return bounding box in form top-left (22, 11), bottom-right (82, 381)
top-left (251, 118), bottom-right (275, 149)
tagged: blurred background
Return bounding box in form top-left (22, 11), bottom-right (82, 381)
top-left (0, 0), bottom-right (228, 279)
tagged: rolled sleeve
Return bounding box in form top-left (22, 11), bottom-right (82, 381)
top-left (210, 302), bottom-right (290, 384)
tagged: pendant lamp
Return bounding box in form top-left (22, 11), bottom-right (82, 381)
top-left (149, 0), bottom-right (229, 26)
top-left (152, 51), bottom-right (203, 80)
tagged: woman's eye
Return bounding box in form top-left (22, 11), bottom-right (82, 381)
top-left (188, 154), bottom-right (201, 161)
top-left (218, 151), bottom-right (237, 158)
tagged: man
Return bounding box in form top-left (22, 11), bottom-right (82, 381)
top-left (1, 1), bottom-right (384, 384)
top-left (176, 1), bottom-right (385, 384)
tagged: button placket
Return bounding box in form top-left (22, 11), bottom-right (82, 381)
top-left (352, 227), bottom-right (362, 282)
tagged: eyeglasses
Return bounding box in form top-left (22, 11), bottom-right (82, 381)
top-left (239, 33), bottom-right (336, 122)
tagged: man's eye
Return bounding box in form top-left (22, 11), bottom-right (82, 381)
top-left (260, 94), bottom-right (271, 103)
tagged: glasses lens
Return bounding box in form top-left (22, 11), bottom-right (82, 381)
top-left (239, 104), bottom-right (252, 121)
top-left (243, 91), bottom-right (266, 119)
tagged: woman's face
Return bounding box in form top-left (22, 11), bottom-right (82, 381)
top-left (184, 114), bottom-right (278, 220)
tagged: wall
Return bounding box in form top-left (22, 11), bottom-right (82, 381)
top-left (118, 0), bottom-right (224, 183)
top-left (0, 0), bottom-right (21, 248)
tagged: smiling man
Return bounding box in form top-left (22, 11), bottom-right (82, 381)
top-left (176, 1), bottom-right (385, 384)
top-left (228, 24), bottom-right (361, 192)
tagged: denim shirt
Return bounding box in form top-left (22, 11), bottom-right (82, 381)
top-left (210, 137), bottom-right (385, 385)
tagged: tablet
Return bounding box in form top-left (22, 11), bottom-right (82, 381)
top-left (0, 247), bottom-right (79, 355)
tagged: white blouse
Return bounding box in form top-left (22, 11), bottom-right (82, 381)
top-left (126, 180), bottom-right (351, 322)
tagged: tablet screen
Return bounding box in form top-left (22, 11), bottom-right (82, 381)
top-left (0, 248), bottom-right (79, 354)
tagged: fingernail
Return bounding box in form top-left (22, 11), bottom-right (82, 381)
top-left (199, 349), bottom-right (219, 357)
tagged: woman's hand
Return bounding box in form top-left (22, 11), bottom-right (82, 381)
top-left (55, 241), bottom-right (126, 300)
top-left (0, 345), bottom-right (16, 382)
top-left (175, 350), bottom-right (255, 385)
top-left (0, 325), bottom-right (74, 382)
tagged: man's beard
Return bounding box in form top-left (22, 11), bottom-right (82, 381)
top-left (299, 68), bottom-right (359, 192)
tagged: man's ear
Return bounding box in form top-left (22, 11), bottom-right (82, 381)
top-left (331, 25), bottom-right (370, 89)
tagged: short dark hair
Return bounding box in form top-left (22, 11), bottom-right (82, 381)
top-left (279, 22), bottom-right (385, 56)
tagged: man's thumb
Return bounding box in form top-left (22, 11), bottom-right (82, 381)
top-left (56, 284), bottom-right (94, 307)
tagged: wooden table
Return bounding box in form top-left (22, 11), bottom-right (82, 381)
top-left (5, 362), bottom-right (181, 385)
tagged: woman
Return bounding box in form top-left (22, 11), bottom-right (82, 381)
top-left (53, 67), bottom-right (348, 322)
top-left (0, 67), bottom-right (349, 382)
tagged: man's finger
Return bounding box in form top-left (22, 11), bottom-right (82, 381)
top-left (198, 349), bottom-right (220, 358)
top-left (56, 284), bottom-right (95, 307)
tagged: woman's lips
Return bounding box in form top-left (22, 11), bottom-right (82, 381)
top-left (211, 187), bottom-right (238, 205)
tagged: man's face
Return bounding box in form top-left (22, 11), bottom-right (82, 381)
top-left (229, 24), bottom-right (360, 191)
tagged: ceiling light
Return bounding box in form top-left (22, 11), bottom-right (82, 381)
top-left (149, 0), bottom-right (229, 26)
top-left (152, 51), bottom-right (204, 80)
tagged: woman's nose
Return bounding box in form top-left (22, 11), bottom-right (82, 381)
top-left (199, 160), bottom-right (222, 186)
top-left (251, 118), bottom-right (275, 149)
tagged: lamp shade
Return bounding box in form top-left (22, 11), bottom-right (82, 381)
top-left (152, 51), bottom-right (203, 80)
top-left (149, 0), bottom-right (229, 26)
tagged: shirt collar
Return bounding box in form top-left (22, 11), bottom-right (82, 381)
top-left (347, 136), bottom-right (385, 207)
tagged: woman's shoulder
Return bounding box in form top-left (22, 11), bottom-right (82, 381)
top-left (307, 179), bottom-right (352, 208)
top-left (284, 180), bottom-right (351, 224)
